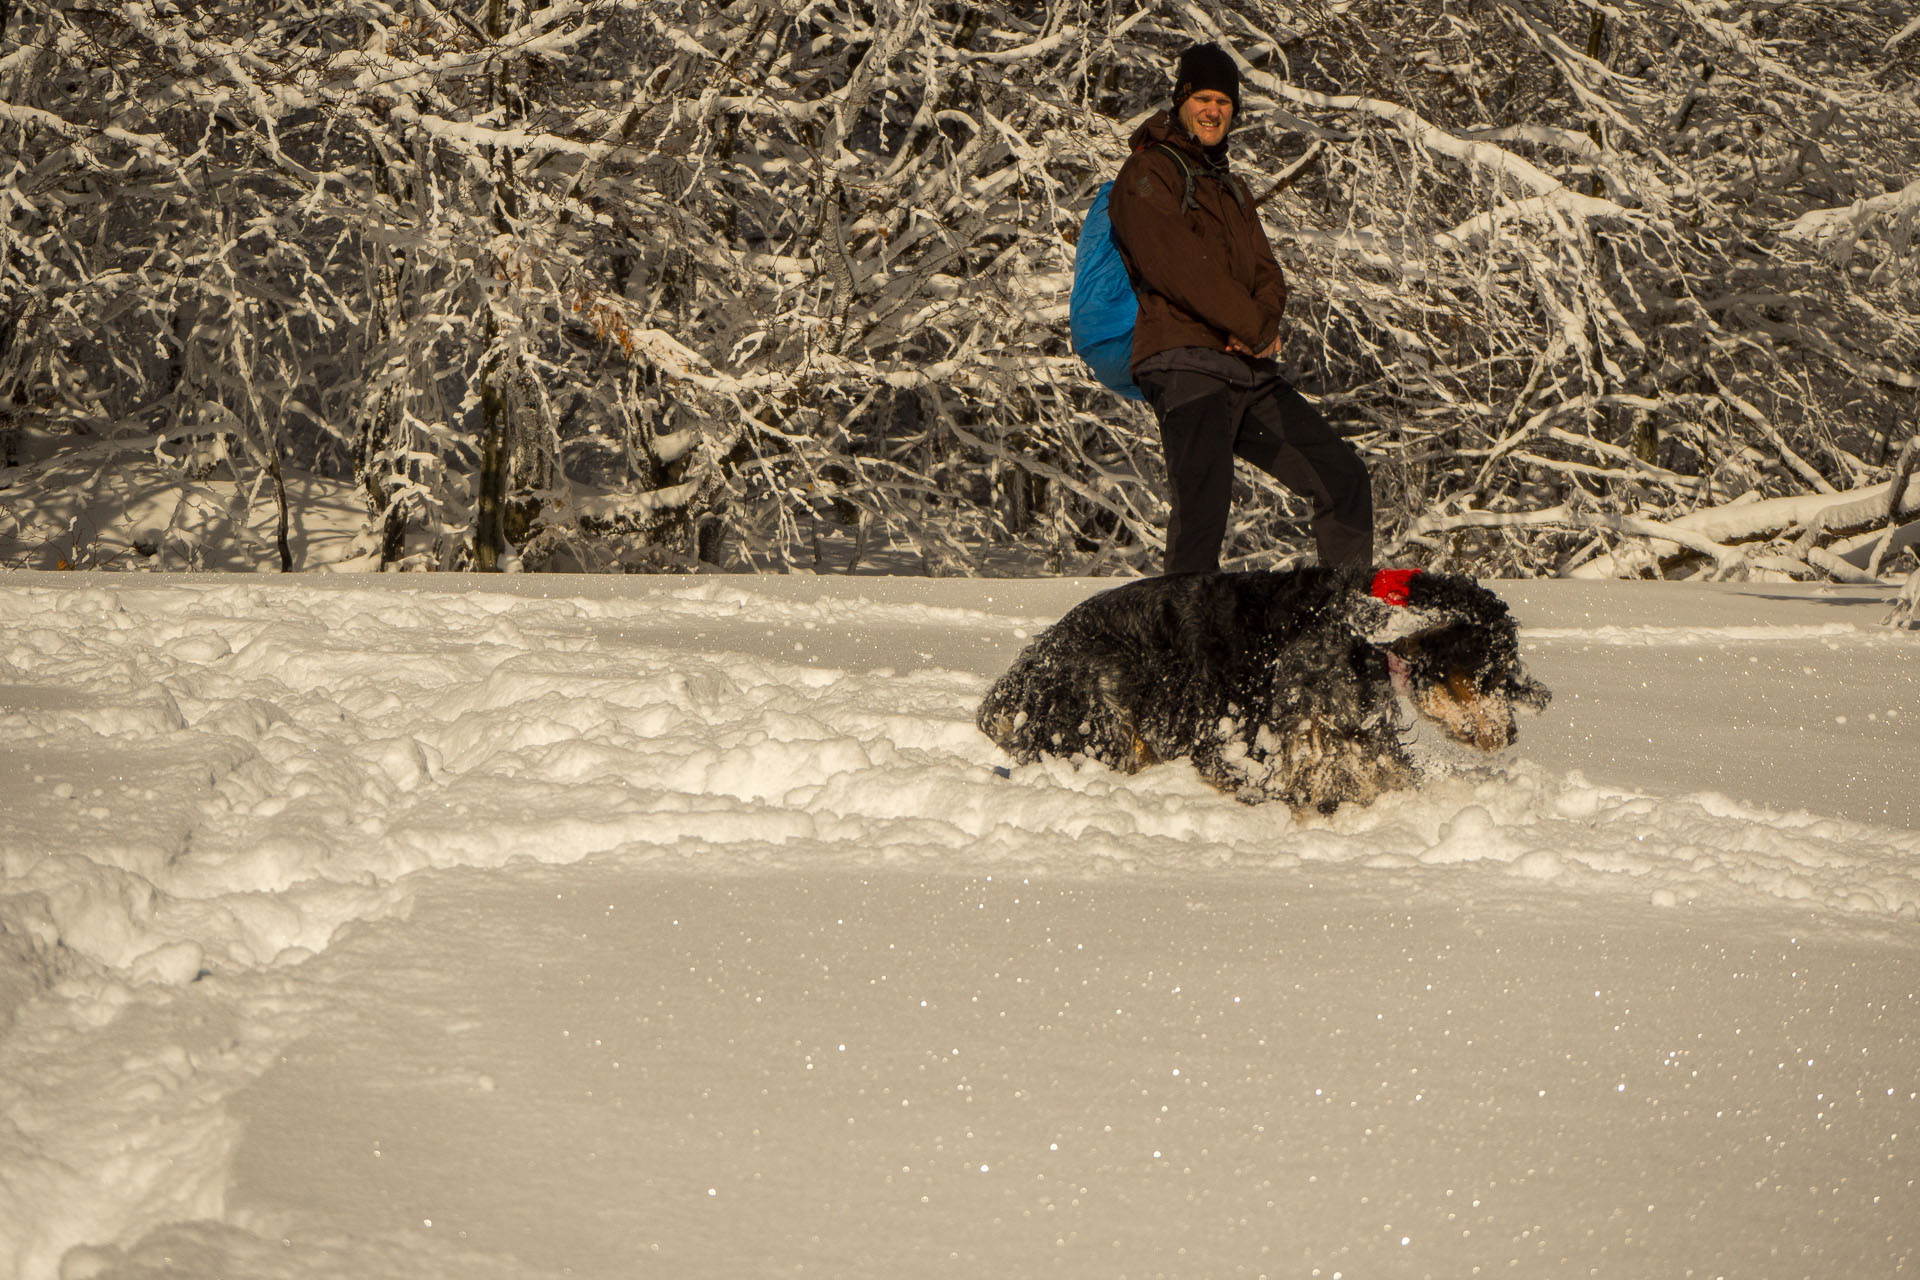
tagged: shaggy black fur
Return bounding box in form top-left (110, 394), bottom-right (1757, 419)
top-left (976, 567), bottom-right (1550, 814)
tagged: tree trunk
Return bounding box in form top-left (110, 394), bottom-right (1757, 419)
top-left (474, 359), bottom-right (509, 573)
top-left (269, 450), bottom-right (293, 572)
top-left (473, 0), bottom-right (521, 572)
top-left (1868, 437), bottom-right (1919, 578)
top-left (0, 307), bottom-right (18, 470)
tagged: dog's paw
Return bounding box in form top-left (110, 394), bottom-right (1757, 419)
top-left (1205, 718), bottom-right (1419, 815)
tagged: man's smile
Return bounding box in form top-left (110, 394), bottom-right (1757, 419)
top-left (1180, 88), bottom-right (1234, 146)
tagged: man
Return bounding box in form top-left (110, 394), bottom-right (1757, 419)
top-left (1108, 41), bottom-right (1374, 573)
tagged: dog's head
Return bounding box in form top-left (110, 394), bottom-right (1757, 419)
top-left (1365, 570), bottom-right (1551, 751)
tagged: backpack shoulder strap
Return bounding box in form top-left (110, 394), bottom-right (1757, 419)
top-left (1150, 143), bottom-right (1197, 214)
top-left (1149, 142), bottom-right (1249, 216)
top-left (1220, 168), bottom-right (1251, 214)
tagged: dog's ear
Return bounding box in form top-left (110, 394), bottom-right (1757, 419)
top-left (1386, 621), bottom-right (1493, 687)
top-left (1390, 623), bottom-right (1547, 702)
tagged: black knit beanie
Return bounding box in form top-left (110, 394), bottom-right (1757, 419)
top-left (1173, 42), bottom-right (1241, 115)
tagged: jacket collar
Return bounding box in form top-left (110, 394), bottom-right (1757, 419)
top-left (1129, 109), bottom-right (1231, 168)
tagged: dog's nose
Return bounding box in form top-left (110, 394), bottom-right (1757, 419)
top-left (1509, 675), bottom-right (1552, 712)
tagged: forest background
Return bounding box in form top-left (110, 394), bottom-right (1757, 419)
top-left (3, 0), bottom-right (1920, 583)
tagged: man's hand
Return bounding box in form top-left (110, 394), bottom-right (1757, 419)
top-left (1226, 330), bottom-right (1284, 359)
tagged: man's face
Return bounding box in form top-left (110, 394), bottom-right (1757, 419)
top-left (1178, 89), bottom-right (1234, 147)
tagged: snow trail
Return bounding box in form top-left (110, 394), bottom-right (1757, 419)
top-left (5, 576), bottom-right (1913, 984)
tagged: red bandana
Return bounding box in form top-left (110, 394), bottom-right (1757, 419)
top-left (1370, 568), bottom-right (1422, 607)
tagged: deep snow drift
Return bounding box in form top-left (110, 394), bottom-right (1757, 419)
top-left (1, 570), bottom-right (1916, 1280)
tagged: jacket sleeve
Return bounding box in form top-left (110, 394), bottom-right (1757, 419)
top-left (1247, 184), bottom-right (1290, 328)
top-left (1108, 150), bottom-right (1283, 352)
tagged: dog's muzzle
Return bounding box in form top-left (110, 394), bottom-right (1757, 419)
top-left (1508, 672), bottom-right (1552, 713)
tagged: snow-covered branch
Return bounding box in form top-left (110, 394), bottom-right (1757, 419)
top-left (1780, 177), bottom-right (1920, 267)
top-left (1256, 75), bottom-right (1631, 213)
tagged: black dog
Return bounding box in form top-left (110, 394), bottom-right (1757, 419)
top-left (977, 568), bottom-right (1550, 814)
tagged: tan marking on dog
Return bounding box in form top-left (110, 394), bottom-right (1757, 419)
top-left (1415, 669), bottom-right (1514, 751)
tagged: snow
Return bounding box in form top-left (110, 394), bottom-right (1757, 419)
top-left (2, 568), bottom-right (1917, 1280)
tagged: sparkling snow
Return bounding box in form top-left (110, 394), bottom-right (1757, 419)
top-left (1, 570), bottom-right (1916, 1280)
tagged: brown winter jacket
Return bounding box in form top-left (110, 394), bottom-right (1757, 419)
top-left (1107, 111), bottom-right (1289, 376)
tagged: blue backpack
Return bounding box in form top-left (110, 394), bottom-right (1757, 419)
top-left (1068, 145), bottom-right (1194, 401)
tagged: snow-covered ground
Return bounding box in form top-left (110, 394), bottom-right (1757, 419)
top-left (2, 568), bottom-right (1916, 1280)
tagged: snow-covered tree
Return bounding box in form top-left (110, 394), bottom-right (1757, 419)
top-left (1267, 0), bottom-right (1920, 579)
top-left (3, 0), bottom-right (1917, 582)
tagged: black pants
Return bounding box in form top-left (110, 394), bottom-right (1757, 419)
top-left (1139, 368), bottom-right (1374, 574)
